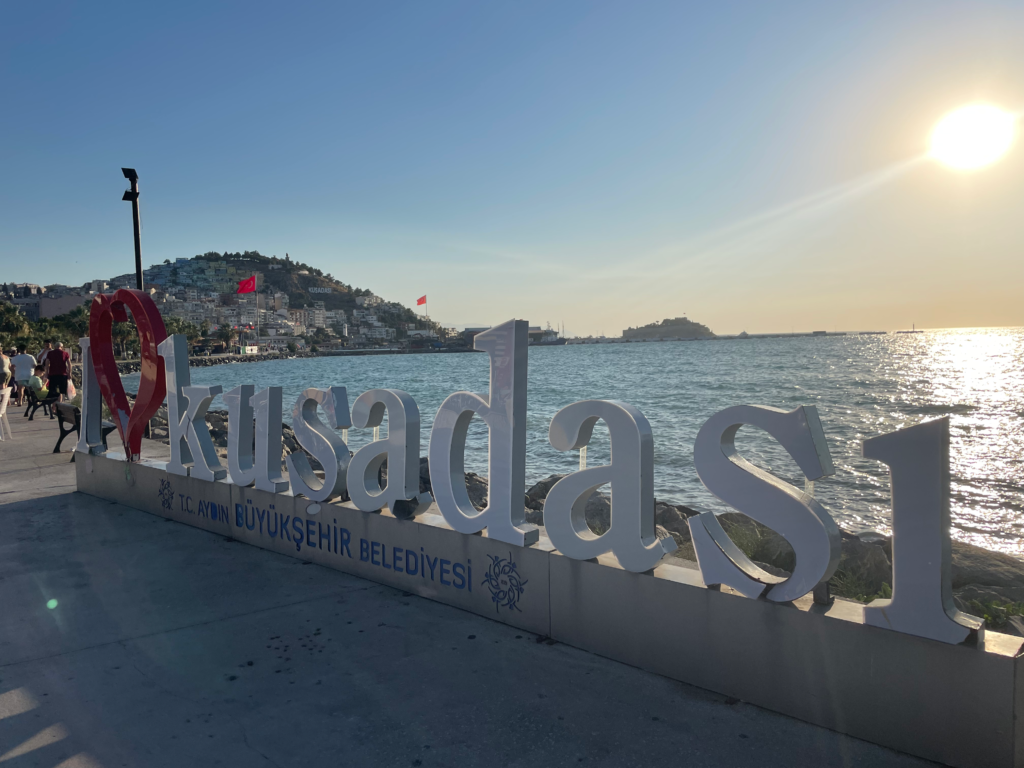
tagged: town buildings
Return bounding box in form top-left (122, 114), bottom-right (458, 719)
top-left (4, 255), bottom-right (439, 351)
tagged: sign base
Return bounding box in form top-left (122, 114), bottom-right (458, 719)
top-left (76, 451), bottom-right (1024, 768)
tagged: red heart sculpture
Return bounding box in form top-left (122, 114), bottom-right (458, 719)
top-left (89, 289), bottom-right (168, 461)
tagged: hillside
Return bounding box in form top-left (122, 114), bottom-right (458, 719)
top-left (622, 316), bottom-right (715, 340)
top-left (128, 250), bottom-right (443, 341)
top-left (195, 251), bottom-right (421, 316)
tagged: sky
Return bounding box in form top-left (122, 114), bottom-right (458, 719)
top-left (1, 0), bottom-right (1022, 336)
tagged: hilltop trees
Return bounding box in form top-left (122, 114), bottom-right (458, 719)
top-left (0, 302), bottom-right (30, 344)
top-left (0, 302), bottom-right (89, 351)
top-left (0, 299), bottom-right (206, 358)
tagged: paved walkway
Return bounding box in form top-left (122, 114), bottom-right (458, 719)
top-left (0, 410), bottom-right (938, 767)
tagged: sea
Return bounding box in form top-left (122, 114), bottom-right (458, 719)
top-left (123, 327), bottom-right (1024, 557)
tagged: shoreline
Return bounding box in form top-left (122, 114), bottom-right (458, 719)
top-left (71, 345), bottom-right (479, 377)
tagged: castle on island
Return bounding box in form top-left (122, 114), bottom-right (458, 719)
top-left (621, 316), bottom-right (715, 341)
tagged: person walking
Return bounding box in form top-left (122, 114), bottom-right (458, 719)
top-left (10, 344), bottom-right (36, 407)
top-left (0, 349), bottom-right (10, 392)
top-left (0, 349), bottom-right (11, 440)
top-left (37, 339), bottom-right (53, 369)
top-left (45, 341), bottom-right (72, 403)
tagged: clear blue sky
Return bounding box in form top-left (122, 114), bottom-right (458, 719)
top-left (2, 1), bottom-right (1022, 334)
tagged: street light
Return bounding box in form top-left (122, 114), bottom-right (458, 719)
top-left (121, 168), bottom-right (142, 290)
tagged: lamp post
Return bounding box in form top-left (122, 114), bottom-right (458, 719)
top-left (121, 168), bottom-right (143, 290)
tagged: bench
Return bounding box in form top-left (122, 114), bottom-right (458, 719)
top-left (23, 388), bottom-right (59, 420)
top-left (55, 402), bottom-right (116, 460)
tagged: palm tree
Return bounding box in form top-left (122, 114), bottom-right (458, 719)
top-left (0, 302), bottom-right (29, 338)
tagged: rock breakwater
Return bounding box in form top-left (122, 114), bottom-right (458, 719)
top-left (133, 395), bottom-right (1024, 637)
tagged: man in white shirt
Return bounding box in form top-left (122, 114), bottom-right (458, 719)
top-left (11, 344), bottom-right (37, 406)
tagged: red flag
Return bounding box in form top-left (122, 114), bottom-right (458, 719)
top-left (237, 275), bottom-right (256, 293)
top-left (416, 295), bottom-right (427, 306)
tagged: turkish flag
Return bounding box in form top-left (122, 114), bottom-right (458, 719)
top-left (237, 275), bottom-right (256, 293)
top-left (416, 295), bottom-right (427, 306)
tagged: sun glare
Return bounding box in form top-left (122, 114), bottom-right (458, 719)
top-left (929, 104), bottom-right (1017, 170)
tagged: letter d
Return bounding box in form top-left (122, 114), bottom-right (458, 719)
top-left (428, 319), bottom-right (538, 547)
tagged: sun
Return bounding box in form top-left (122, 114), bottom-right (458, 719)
top-left (929, 104), bottom-right (1017, 170)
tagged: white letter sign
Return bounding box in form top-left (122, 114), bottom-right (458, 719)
top-left (75, 337), bottom-right (106, 456)
top-left (286, 387), bottom-right (351, 502)
top-left (252, 386), bottom-right (289, 493)
top-left (224, 384), bottom-right (256, 487)
top-left (544, 400), bottom-right (676, 572)
top-left (689, 405), bottom-right (841, 603)
top-left (428, 319), bottom-right (538, 547)
top-left (348, 389), bottom-right (432, 518)
top-left (862, 417), bottom-right (982, 644)
top-left (158, 334), bottom-right (226, 481)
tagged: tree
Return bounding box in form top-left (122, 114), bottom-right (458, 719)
top-left (0, 302), bottom-right (30, 342)
top-left (163, 316), bottom-right (204, 353)
top-left (216, 326), bottom-right (238, 348)
top-left (286, 341), bottom-right (297, 354)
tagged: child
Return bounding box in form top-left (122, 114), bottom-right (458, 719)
top-left (28, 365), bottom-right (49, 400)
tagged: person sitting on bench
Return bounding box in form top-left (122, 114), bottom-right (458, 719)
top-left (28, 366), bottom-right (49, 400)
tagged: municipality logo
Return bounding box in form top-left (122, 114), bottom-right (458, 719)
top-left (158, 479), bottom-right (174, 510)
top-left (482, 553), bottom-right (527, 613)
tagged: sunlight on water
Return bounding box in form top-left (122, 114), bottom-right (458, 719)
top-left (123, 327), bottom-right (1024, 557)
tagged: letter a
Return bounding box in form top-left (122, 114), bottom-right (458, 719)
top-left (544, 400), bottom-right (675, 572)
top-left (348, 389), bottom-right (432, 518)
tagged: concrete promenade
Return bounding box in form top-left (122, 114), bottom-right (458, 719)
top-left (0, 414), bottom-right (936, 767)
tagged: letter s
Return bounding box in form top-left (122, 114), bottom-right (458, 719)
top-left (689, 405), bottom-right (841, 603)
top-left (286, 387), bottom-right (351, 502)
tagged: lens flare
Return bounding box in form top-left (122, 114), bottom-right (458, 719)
top-left (929, 104), bottom-right (1017, 170)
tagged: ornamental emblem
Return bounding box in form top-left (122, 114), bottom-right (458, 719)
top-left (158, 479), bottom-right (174, 511)
top-left (482, 552), bottom-right (527, 613)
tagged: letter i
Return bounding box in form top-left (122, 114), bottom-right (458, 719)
top-left (468, 559), bottom-right (472, 592)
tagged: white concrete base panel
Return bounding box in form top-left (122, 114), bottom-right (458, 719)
top-left (77, 452), bottom-right (1024, 768)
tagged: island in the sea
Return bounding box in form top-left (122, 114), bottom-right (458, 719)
top-left (622, 316), bottom-right (716, 341)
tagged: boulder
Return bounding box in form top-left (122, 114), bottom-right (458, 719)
top-left (951, 541), bottom-right (1024, 590)
top-left (953, 584), bottom-right (1024, 609)
top-left (656, 525), bottom-right (685, 549)
top-left (584, 493), bottom-right (611, 535)
top-left (654, 502), bottom-right (695, 542)
top-left (465, 472), bottom-right (488, 511)
top-left (523, 487), bottom-right (610, 533)
top-left (836, 535), bottom-right (892, 596)
top-left (419, 456), bottom-right (431, 495)
top-left (525, 474), bottom-right (566, 511)
top-left (753, 560), bottom-right (790, 579)
top-left (754, 529), bottom-right (796, 574)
